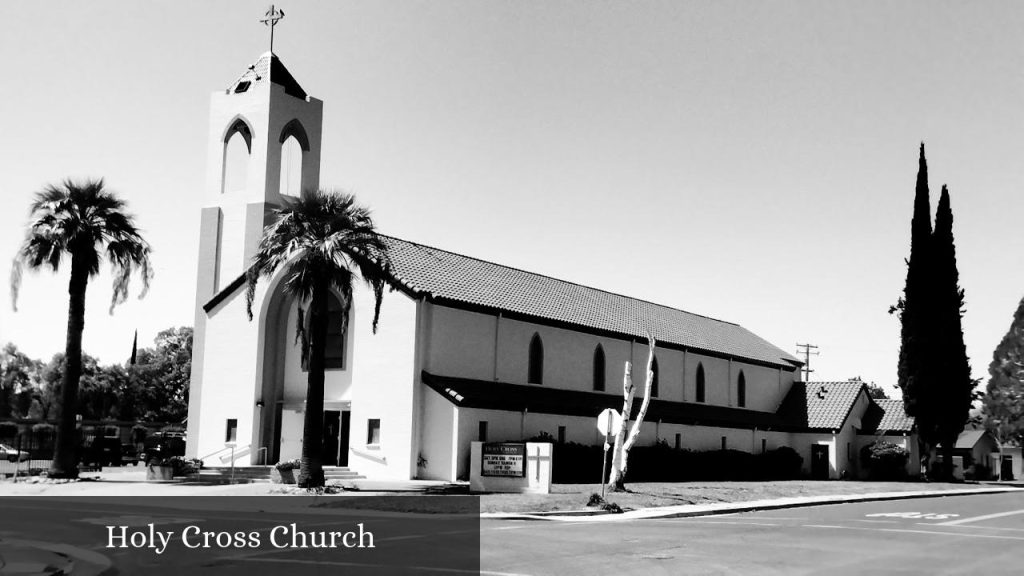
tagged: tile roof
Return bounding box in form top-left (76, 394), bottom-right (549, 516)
top-left (869, 399), bottom-right (915, 433)
top-left (423, 372), bottom-right (782, 430)
top-left (955, 429), bottom-right (989, 449)
top-left (383, 236), bottom-right (801, 369)
top-left (228, 52), bottom-right (308, 100)
top-left (777, 381), bottom-right (866, 431)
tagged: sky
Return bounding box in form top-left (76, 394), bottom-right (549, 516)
top-left (2, 1), bottom-right (1024, 394)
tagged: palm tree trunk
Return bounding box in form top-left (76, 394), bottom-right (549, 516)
top-left (297, 280), bottom-right (328, 488)
top-left (50, 254), bottom-right (88, 479)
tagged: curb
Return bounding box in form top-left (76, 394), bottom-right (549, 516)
top-left (481, 486), bottom-right (1024, 522)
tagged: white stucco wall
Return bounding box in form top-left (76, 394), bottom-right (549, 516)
top-left (346, 284), bottom-right (420, 480)
top-left (423, 303), bottom-right (797, 411)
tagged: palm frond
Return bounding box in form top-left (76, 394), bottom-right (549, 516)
top-left (13, 178), bottom-right (152, 314)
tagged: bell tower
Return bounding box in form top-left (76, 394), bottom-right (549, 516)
top-left (195, 51), bottom-right (323, 299)
top-left (186, 45), bottom-right (323, 456)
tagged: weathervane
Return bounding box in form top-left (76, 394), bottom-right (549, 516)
top-left (261, 5), bottom-right (285, 53)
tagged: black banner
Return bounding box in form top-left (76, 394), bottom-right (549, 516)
top-left (0, 496), bottom-right (480, 574)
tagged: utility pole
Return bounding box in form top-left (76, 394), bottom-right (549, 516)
top-left (795, 343), bottom-right (819, 382)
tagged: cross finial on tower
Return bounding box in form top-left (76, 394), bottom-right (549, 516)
top-left (261, 5), bottom-right (285, 54)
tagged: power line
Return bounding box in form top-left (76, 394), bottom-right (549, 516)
top-left (795, 343), bottom-right (819, 382)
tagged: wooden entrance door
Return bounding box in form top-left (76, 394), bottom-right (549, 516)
top-left (323, 411), bottom-right (341, 466)
top-left (811, 444), bottom-right (830, 479)
top-left (338, 410), bottom-right (351, 466)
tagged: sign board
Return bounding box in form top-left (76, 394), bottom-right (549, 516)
top-left (481, 442), bottom-right (526, 478)
top-left (597, 408), bottom-right (622, 436)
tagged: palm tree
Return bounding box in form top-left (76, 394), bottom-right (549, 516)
top-left (246, 189), bottom-right (390, 488)
top-left (10, 179), bottom-right (152, 478)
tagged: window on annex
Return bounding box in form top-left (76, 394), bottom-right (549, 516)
top-left (557, 426), bottom-right (566, 444)
top-left (721, 436), bottom-right (727, 451)
top-left (479, 421), bottom-right (488, 442)
top-left (225, 419), bottom-right (238, 443)
top-left (593, 344), bottom-right (606, 391)
top-left (696, 364), bottom-right (706, 403)
top-left (651, 355), bottom-right (660, 397)
top-left (674, 433), bottom-right (681, 450)
top-left (528, 333), bottom-right (544, 385)
top-left (367, 419), bottom-right (381, 446)
top-left (737, 371), bottom-right (746, 408)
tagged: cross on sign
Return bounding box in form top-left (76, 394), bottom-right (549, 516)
top-left (260, 5), bottom-right (285, 53)
top-left (527, 446), bottom-right (551, 481)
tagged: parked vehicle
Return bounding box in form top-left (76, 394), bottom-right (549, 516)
top-left (0, 443), bottom-right (30, 463)
top-left (81, 436), bottom-right (122, 467)
top-left (121, 444), bottom-right (142, 466)
top-left (143, 432), bottom-right (186, 465)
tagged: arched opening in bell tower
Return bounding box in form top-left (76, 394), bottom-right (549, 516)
top-left (222, 117), bottom-right (253, 194)
top-left (279, 119), bottom-right (311, 197)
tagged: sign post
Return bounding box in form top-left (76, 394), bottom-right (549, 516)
top-left (596, 408), bottom-right (622, 500)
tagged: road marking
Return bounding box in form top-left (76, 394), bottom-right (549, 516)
top-left (657, 520), bottom-right (779, 527)
top-left (934, 509), bottom-right (1024, 526)
top-left (797, 524), bottom-right (1024, 541)
top-left (864, 512), bottom-right (959, 520)
top-left (852, 519), bottom-right (900, 524)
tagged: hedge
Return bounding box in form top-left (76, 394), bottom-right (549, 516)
top-left (523, 436), bottom-right (804, 483)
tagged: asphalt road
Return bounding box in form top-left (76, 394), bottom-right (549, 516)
top-left (481, 491), bottom-right (1024, 576)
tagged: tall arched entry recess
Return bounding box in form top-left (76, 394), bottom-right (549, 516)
top-left (255, 268), bottom-right (355, 465)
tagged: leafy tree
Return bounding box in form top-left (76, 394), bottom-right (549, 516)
top-left (10, 179), bottom-right (152, 478)
top-left (892, 144), bottom-right (937, 474)
top-left (983, 296), bottom-right (1024, 448)
top-left (246, 190), bottom-right (390, 488)
top-left (1, 343), bottom-right (40, 418)
top-left (128, 327), bottom-right (192, 422)
top-left (865, 383), bottom-right (891, 400)
top-left (931, 185), bottom-right (974, 477)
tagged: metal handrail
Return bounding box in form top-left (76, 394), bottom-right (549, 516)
top-left (197, 445), bottom-right (233, 462)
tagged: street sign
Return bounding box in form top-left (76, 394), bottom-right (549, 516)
top-left (597, 408), bottom-right (622, 436)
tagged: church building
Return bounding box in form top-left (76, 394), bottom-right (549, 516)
top-left (185, 51), bottom-right (917, 482)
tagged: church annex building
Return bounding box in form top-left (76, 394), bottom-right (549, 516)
top-left (185, 51), bottom-right (917, 482)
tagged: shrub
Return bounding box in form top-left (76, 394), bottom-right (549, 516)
top-left (757, 446), bottom-right (804, 480)
top-left (131, 424), bottom-right (149, 444)
top-left (275, 459), bottom-right (301, 472)
top-left (31, 422), bottom-right (55, 436)
top-left (860, 440), bottom-right (909, 480)
top-left (154, 456), bottom-right (203, 476)
top-left (0, 422), bottom-right (18, 439)
top-left (966, 463), bottom-right (992, 481)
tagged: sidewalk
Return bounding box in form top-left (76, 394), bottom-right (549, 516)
top-left (481, 485), bottom-right (1024, 522)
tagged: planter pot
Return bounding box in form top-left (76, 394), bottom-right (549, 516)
top-left (146, 465), bottom-right (174, 481)
top-left (271, 468), bottom-right (296, 484)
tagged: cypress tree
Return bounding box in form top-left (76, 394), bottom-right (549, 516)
top-left (932, 185), bottom-right (973, 478)
top-left (983, 296), bottom-right (1024, 449)
top-left (896, 144), bottom-right (935, 448)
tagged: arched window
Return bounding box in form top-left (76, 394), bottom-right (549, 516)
top-left (300, 292), bottom-right (347, 371)
top-left (696, 363), bottom-right (706, 403)
top-left (651, 355), bottom-right (659, 398)
top-left (737, 371), bottom-right (746, 408)
top-left (528, 333), bottom-right (544, 384)
top-left (593, 344), bottom-right (605, 391)
top-left (222, 121), bottom-right (251, 194)
top-left (278, 119), bottom-right (310, 197)
top-left (279, 135), bottom-right (303, 196)
top-left (324, 293), bottom-right (347, 369)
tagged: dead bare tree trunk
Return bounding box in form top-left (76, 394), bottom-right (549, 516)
top-left (607, 337), bottom-right (656, 492)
